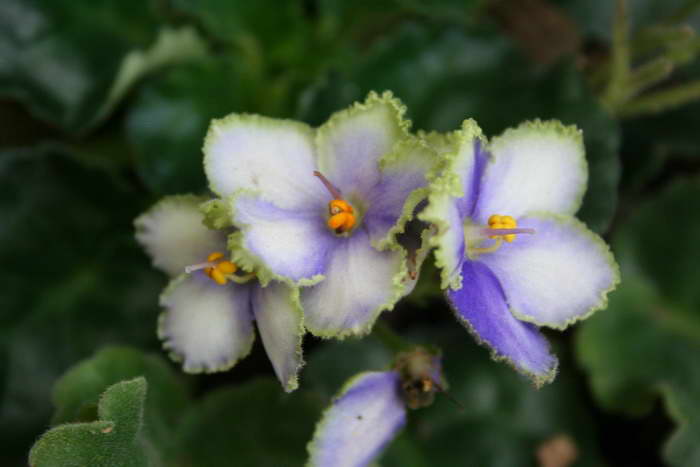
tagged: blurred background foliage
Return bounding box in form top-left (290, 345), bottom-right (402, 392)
top-left (2, 0), bottom-right (700, 465)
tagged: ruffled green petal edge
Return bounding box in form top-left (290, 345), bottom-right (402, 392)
top-left (373, 135), bottom-right (441, 252)
top-left (200, 198), bottom-right (232, 230)
top-left (445, 294), bottom-right (559, 388)
top-left (314, 90), bottom-right (412, 171)
top-left (281, 285), bottom-right (306, 392)
top-left (223, 189), bottom-right (325, 288)
top-left (202, 112), bottom-right (315, 197)
top-left (510, 212), bottom-right (621, 330)
top-left (156, 274), bottom-right (256, 374)
top-left (489, 119), bottom-right (588, 216)
top-left (306, 242), bottom-right (411, 340)
top-left (417, 119), bottom-right (485, 290)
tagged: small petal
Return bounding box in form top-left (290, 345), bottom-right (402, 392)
top-left (307, 371), bottom-right (406, 467)
top-left (478, 214), bottom-right (620, 329)
top-left (231, 192), bottom-right (333, 284)
top-left (252, 282), bottom-right (305, 392)
top-left (447, 260), bottom-right (557, 385)
top-left (204, 114), bottom-right (325, 209)
top-left (158, 274), bottom-right (255, 373)
top-left (474, 120), bottom-right (587, 222)
top-left (364, 137), bottom-right (436, 249)
top-left (301, 230), bottom-right (405, 338)
top-left (315, 91), bottom-right (409, 196)
top-left (135, 195), bottom-right (226, 277)
top-left (418, 120), bottom-right (484, 289)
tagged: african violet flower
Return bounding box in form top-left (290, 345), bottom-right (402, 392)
top-left (419, 119), bottom-right (620, 386)
top-left (203, 92), bottom-right (436, 338)
top-left (307, 348), bottom-right (444, 467)
top-left (135, 195), bottom-right (304, 391)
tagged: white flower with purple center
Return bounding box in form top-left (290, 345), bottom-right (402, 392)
top-left (135, 195), bottom-right (304, 391)
top-left (419, 119), bottom-right (620, 386)
top-left (203, 92), bottom-right (436, 338)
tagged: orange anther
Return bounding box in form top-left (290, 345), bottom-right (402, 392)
top-left (210, 268), bottom-right (227, 285)
top-left (329, 199), bottom-right (353, 215)
top-left (216, 261), bottom-right (237, 274)
top-left (328, 212), bottom-right (351, 230)
top-left (207, 252), bottom-right (225, 262)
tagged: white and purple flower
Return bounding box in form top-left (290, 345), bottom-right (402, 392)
top-left (306, 348), bottom-right (443, 467)
top-left (203, 92), bottom-right (436, 338)
top-left (135, 195), bottom-right (304, 391)
top-left (419, 119), bottom-right (620, 386)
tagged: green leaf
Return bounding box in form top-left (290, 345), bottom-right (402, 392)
top-left (170, 0), bottom-right (308, 70)
top-left (577, 178), bottom-right (700, 466)
top-left (126, 59), bottom-right (248, 194)
top-left (576, 276), bottom-right (700, 466)
top-left (618, 179), bottom-right (700, 311)
top-left (176, 378), bottom-right (321, 467)
top-left (51, 347), bottom-right (190, 457)
top-left (29, 377), bottom-right (151, 467)
top-left (0, 146), bottom-right (163, 456)
top-left (0, 0), bottom-right (161, 132)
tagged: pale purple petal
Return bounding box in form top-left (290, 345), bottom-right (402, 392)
top-left (204, 114), bottom-right (326, 210)
top-left (478, 214), bottom-right (619, 329)
top-left (252, 282), bottom-right (304, 392)
top-left (473, 120), bottom-right (587, 223)
top-left (233, 193), bottom-right (335, 282)
top-left (135, 196), bottom-right (226, 277)
top-left (457, 139), bottom-right (488, 219)
top-left (158, 274), bottom-right (255, 373)
top-left (301, 229), bottom-right (404, 337)
top-left (447, 260), bottom-right (557, 384)
top-left (363, 139), bottom-right (434, 246)
top-left (307, 371), bottom-right (406, 467)
top-left (315, 93), bottom-right (406, 196)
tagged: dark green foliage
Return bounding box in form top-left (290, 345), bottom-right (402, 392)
top-left (2, 0), bottom-right (700, 465)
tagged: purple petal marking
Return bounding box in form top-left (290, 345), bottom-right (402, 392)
top-left (301, 229), bottom-right (403, 336)
top-left (457, 139), bottom-right (488, 219)
top-left (363, 162), bottom-right (428, 245)
top-left (477, 215), bottom-right (617, 329)
top-left (447, 260), bottom-right (557, 383)
top-left (234, 193), bottom-right (335, 282)
top-left (307, 371), bottom-right (406, 467)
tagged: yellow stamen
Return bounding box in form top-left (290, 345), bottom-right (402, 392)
top-left (210, 268), bottom-right (227, 285)
top-left (207, 251), bottom-right (225, 262)
top-left (327, 199), bottom-right (356, 233)
top-left (216, 260), bottom-right (237, 274)
top-left (488, 214), bottom-right (517, 242)
top-left (188, 252), bottom-right (240, 285)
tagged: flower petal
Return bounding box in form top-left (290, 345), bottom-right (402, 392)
top-left (315, 91), bottom-right (409, 196)
top-left (307, 371), bottom-right (406, 467)
top-left (364, 137), bottom-right (436, 249)
top-left (204, 114), bottom-right (325, 209)
top-left (158, 274), bottom-right (255, 373)
top-left (447, 260), bottom-right (557, 385)
top-left (418, 120), bottom-right (484, 289)
top-left (301, 229), bottom-right (406, 338)
top-left (135, 195), bottom-right (226, 277)
top-left (474, 120), bottom-right (587, 222)
top-left (230, 192), bottom-right (333, 285)
top-left (478, 214), bottom-right (619, 329)
top-left (252, 282), bottom-right (305, 392)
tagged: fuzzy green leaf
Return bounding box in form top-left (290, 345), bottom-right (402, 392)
top-left (29, 378), bottom-right (150, 467)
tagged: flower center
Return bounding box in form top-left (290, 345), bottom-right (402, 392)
top-left (184, 251), bottom-right (246, 285)
top-left (314, 171), bottom-right (357, 234)
top-left (465, 214), bottom-right (535, 259)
